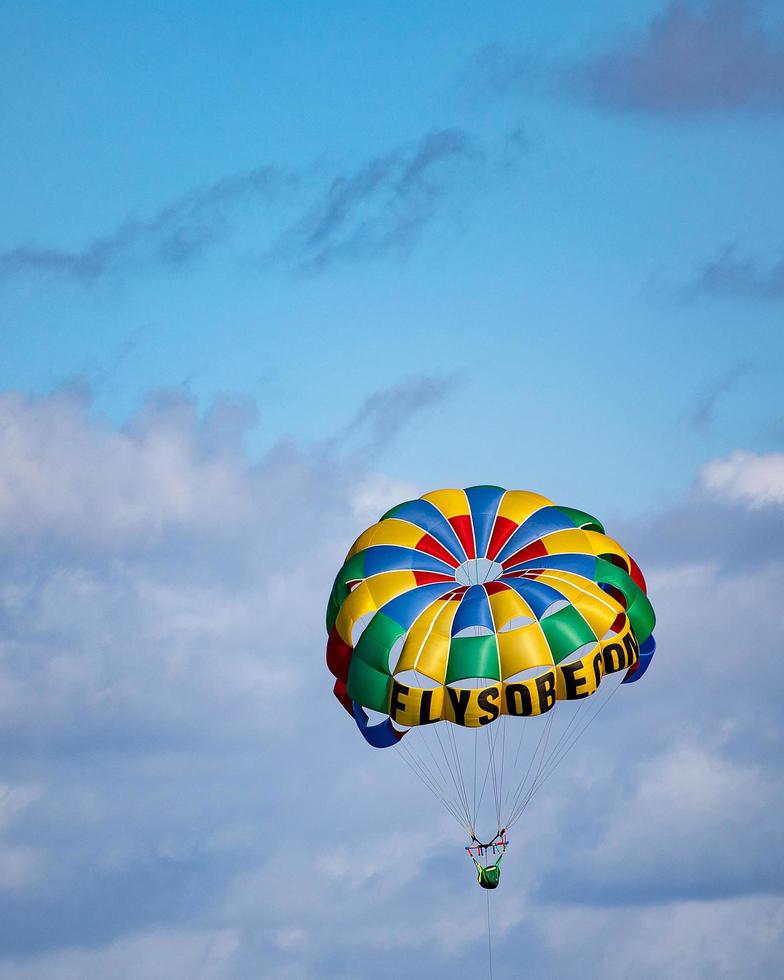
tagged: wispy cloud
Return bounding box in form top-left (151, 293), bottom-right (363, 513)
top-left (455, 43), bottom-right (543, 105)
top-left (0, 130), bottom-right (492, 286)
top-left (686, 360), bottom-right (753, 427)
top-left (684, 244), bottom-right (784, 300)
top-left (563, 1), bottom-right (784, 115)
top-left (326, 374), bottom-right (457, 459)
top-left (0, 167), bottom-right (297, 284)
top-left (276, 130), bottom-right (480, 273)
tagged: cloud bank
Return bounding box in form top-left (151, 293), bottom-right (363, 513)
top-left (0, 388), bottom-right (782, 977)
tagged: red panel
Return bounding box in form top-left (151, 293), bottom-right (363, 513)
top-left (502, 539), bottom-right (547, 568)
top-left (333, 678), bottom-right (354, 715)
top-left (610, 612), bottom-right (627, 634)
top-left (449, 514), bottom-right (475, 559)
top-left (484, 581), bottom-right (510, 595)
top-left (326, 627), bottom-right (352, 682)
top-left (628, 555), bottom-right (647, 593)
top-left (444, 586), bottom-right (467, 601)
top-left (413, 570), bottom-right (456, 586)
top-left (486, 516), bottom-right (518, 560)
top-left (416, 533), bottom-right (460, 567)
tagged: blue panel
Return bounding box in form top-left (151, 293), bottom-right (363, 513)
top-left (501, 578), bottom-right (565, 618)
top-left (451, 585), bottom-right (495, 636)
top-left (466, 486), bottom-right (505, 559)
top-left (352, 702), bottom-right (404, 748)
top-left (381, 581), bottom-right (457, 630)
top-left (362, 546), bottom-right (455, 577)
top-left (504, 554), bottom-right (598, 578)
top-left (622, 634), bottom-right (655, 684)
top-left (387, 499), bottom-right (467, 562)
top-left (495, 507), bottom-right (574, 563)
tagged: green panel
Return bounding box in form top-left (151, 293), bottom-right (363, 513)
top-left (325, 552), bottom-right (366, 632)
top-left (540, 605), bottom-right (596, 664)
top-left (445, 635), bottom-right (500, 684)
top-left (346, 657), bottom-right (392, 712)
top-left (595, 558), bottom-right (656, 642)
top-left (594, 558), bottom-right (630, 591)
top-left (353, 612), bottom-right (405, 672)
top-left (326, 592), bottom-right (341, 634)
top-left (557, 506), bottom-right (604, 533)
top-left (626, 586), bottom-right (655, 643)
top-left (340, 552), bottom-right (366, 583)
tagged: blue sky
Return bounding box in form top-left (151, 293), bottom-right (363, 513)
top-left (1, 2), bottom-right (783, 977)
top-left (3, 0), bottom-right (783, 508)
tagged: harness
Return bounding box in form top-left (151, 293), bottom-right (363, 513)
top-left (466, 830), bottom-right (508, 889)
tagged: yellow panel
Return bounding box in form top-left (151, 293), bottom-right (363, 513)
top-left (365, 570), bottom-right (418, 608)
top-left (540, 527), bottom-right (592, 555)
top-left (501, 675), bottom-right (550, 717)
top-left (553, 623), bottom-right (638, 695)
top-left (498, 623), bottom-right (554, 677)
top-left (392, 619), bottom-right (642, 729)
top-left (581, 530), bottom-right (630, 569)
top-left (529, 568), bottom-right (607, 600)
top-left (393, 596), bottom-right (456, 675)
top-left (495, 490), bottom-right (553, 525)
top-left (533, 571), bottom-right (618, 636)
top-left (334, 570), bottom-right (415, 643)
top-left (346, 524), bottom-right (379, 559)
top-left (487, 586), bottom-right (533, 629)
top-left (441, 684), bottom-right (503, 727)
top-left (421, 488), bottom-right (469, 519)
top-left (554, 652), bottom-right (601, 700)
top-left (410, 599), bottom-right (460, 683)
top-left (388, 682), bottom-right (445, 727)
top-left (347, 519), bottom-right (424, 558)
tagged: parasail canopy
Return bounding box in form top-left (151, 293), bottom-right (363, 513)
top-left (327, 486), bottom-right (655, 747)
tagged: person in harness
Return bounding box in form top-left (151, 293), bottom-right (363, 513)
top-left (466, 831), bottom-right (508, 889)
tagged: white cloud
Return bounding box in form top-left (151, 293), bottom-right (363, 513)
top-left (645, 561), bottom-right (718, 594)
top-left (0, 390), bottom-right (254, 549)
top-left (0, 928), bottom-right (240, 980)
top-left (0, 784), bottom-right (46, 891)
top-left (597, 742), bottom-right (769, 864)
top-left (0, 389), bottom-right (365, 746)
top-left (315, 828), bottom-right (443, 891)
top-left (349, 474), bottom-right (421, 527)
top-left (0, 784), bottom-right (44, 831)
top-left (700, 450), bottom-right (784, 507)
top-left (540, 895), bottom-right (784, 980)
top-left (0, 846), bottom-right (45, 891)
top-left (275, 926), bottom-right (307, 950)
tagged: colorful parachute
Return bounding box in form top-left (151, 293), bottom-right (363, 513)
top-left (326, 486), bottom-right (656, 841)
